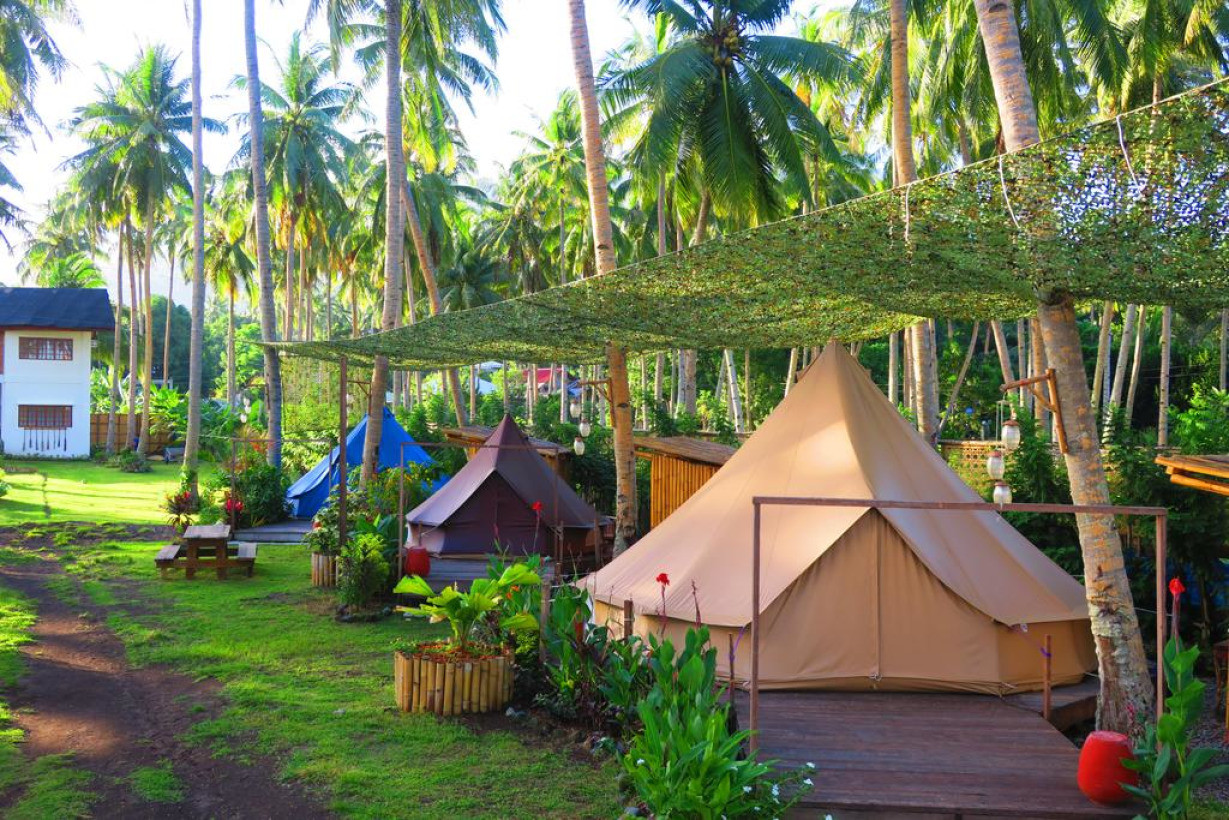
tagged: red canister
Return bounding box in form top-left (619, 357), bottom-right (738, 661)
top-left (405, 546), bottom-right (431, 578)
top-left (1077, 730), bottom-right (1137, 805)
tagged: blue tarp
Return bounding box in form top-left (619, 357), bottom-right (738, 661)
top-left (286, 407), bottom-right (436, 519)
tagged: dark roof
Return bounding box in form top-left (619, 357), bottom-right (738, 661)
top-left (0, 287), bottom-right (114, 331)
top-left (634, 435), bottom-right (737, 466)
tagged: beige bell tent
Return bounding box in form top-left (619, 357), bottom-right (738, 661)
top-left (587, 344), bottom-right (1095, 695)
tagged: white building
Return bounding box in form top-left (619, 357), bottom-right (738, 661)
top-left (0, 287), bottom-right (113, 458)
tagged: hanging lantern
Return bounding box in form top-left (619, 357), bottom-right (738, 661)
top-left (569, 397), bottom-right (581, 419)
top-left (986, 449), bottom-right (1005, 481)
top-left (1001, 419), bottom-right (1022, 452)
top-left (578, 420), bottom-right (592, 438)
top-left (573, 437), bottom-right (586, 456)
top-left (992, 481), bottom-right (1013, 506)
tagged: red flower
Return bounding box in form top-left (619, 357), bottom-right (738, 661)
top-left (531, 501), bottom-right (543, 513)
top-left (656, 572), bottom-right (670, 587)
top-left (1169, 577), bottom-right (1186, 597)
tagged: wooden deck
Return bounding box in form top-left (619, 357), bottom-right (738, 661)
top-left (735, 689), bottom-right (1134, 819)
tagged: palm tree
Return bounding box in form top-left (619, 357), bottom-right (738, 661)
top-left (67, 46), bottom-right (207, 456)
top-left (236, 34), bottom-right (355, 345)
top-left (185, 0), bottom-right (207, 491)
top-left (202, 176), bottom-right (256, 408)
top-left (30, 251), bottom-right (104, 287)
top-left (970, 0), bottom-right (1150, 734)
top-left (604, 0), bottom-right (856, 415)
top-left (567, 0), bottom-right (637, 551)
top-left (0, 0), bottom-right (70, 135)
top-left (243, 0), bottom-right (284, 468)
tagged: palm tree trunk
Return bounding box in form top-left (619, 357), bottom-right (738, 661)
top-left (973, 0), bottom-right (1151, 732)
top-left (1105, 304), bottom-right (1138, 428)
top-left (184, 0), bottom-right (206, 489)
top-left (162, 253), bottom-right (174, 386)
top-left (227, 290), bottom-right (236, 406)
top-left (1016, 319), bottom-right (1029, 409)
top-left (568, 0), bottom-right (636, 550)
top-left (677, 192), bottom-right (711, 418)
top-left (724, 349), bottom-right (744, 433)
top-left (1090, 301), bottom-right (1114, 420)
top-left (937, 322), bottom-right (980, 438)
top-left (889, 329), bottom-right (899, 400)
top-left (402, 178), bottom-right (466, 426)
top-left (362, 0), bottom-right (406, 486)
top-left (243, 0), bottom-right (282, 468)
top-left (786, 346), bottom-right (799, 397)
top-left (126, 221), bottom-right (138, 450)
top-left (1157, 306), bottom-right (1172, 447)
top-left (138, 198), bottom-right (155, 457)
top-left (350, 280), bottom-right (359, 339)
top-left (285, 210), bottom-right (297, 341)
top-left (1126, 306), bottom-right (1147, 427)
top-left (990, 320), bottom-right (1015, 386)
top-left (325, 272), bottom-right (333, 340)
top-left (107, 229), bottom-right (123, 456)
top-left (1220, 309), bottom-right (1227, 391)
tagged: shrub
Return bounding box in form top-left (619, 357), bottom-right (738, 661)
top-left (163, 490), bottom-right (197, 534)
top-left (338, 534), bottom-right (390, 611)
top-left (200, 457), bottom-right (288, 528)
top-left (112, 451), bottom-right (150, 473)
top-left (394, 561), bottom-right (541, 655)
top-left (622, 626), bottom-right (813, 817)
top-left (537, 583), bottom-right (651, 731)
top-left (0, 467), bottom-right (8, 499)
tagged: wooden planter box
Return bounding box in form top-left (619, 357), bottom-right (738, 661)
top-left (393, 647), bottom-right (513, 715)
top-left (310, 553), bottom-right (339, 588)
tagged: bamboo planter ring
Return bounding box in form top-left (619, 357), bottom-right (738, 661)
top-left (310, 552), bottom-right (340, 588)
top-left (394, 644), bottom-right (514, 715)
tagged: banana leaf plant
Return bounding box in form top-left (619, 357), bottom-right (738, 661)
top-left (394, 562), bottom-right (541, 655)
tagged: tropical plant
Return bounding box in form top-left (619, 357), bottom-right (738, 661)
top-left (622, 626), bottom-right (813, 818)
top-left (394, 562), bottom-right (541, 655)
top-left (1123, 635), bottom-right (1229, 818)
top-left (338, 533), bottom-right (390, 610)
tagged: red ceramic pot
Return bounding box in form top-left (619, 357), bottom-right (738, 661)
top-left (405, 546), bottom-right (431, 578)
top-left (1077, 731), bottom-right (1137, 805)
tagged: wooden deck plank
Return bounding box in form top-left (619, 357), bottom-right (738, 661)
top-left (735, 691), bottom-right (1134, 819)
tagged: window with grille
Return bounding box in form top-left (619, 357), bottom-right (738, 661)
top-left (18, 337), bottom-right (73, 361)
top-left (18, 405), bottom-right (72, 430)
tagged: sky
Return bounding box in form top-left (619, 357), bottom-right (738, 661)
top-left (0, 0), bottom-right (823, 300)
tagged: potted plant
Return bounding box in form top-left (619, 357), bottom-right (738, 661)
top-left (305, 505), bottom-right (341, 587)
top-left (391, 562), bottom-right (540, 715)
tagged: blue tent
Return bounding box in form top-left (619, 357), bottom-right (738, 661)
top-left (286, 407), bottom-right (435, 519)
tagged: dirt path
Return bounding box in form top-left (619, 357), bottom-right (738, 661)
top-left (0, 552), bottom-right (332, 819)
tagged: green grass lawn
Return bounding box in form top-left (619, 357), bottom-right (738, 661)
top-left (0, 461), bottom-right (185, 526)
top-left (53, 537), bottom-right (618, 819)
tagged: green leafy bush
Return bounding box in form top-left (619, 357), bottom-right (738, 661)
top-left (338, 534), bottom-right (390, 611)
top-left (537, 583), bottom-right (651, 731)
top-left (1123, 636), bottom-right (1229, 817)
top-left (0, 467), bottom-right (8, 499)
top-left (622, 626), bottom-right (812, 817)
top-left (199, 456), bottom-right (288, 528)
top-left (111, 451), bottom-right (151, 473)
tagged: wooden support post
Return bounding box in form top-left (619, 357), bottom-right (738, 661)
top-left (622, 598), bottom-right (634, 641)
top-left (1156, 513), bottom-right (1167, 721)
top-left (1042, 634), bottom-right (1053, 724)
top-left (750, 500), bottom-right (761, 754)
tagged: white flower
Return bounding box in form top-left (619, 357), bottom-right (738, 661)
top-left (806, 762), bottom-right (816, 770)
top-left (803, 778), bottom-right (813, 786)
top-left (636, 758), bottom-right (645, 766)
top-left (743, 786), bottom-right (752, 793)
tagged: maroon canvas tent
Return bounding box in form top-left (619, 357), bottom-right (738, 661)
top-left (406, 415), bottom-right (597, 558)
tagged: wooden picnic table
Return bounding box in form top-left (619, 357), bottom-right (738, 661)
top-left (156, 523), bottom-right (257, 580)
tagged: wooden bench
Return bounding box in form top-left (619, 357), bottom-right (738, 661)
top-left (155, 544), bottom-right (182, 579)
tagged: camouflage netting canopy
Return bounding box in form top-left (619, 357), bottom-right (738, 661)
top-left (280, 80), bottom-right (1229, 369)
